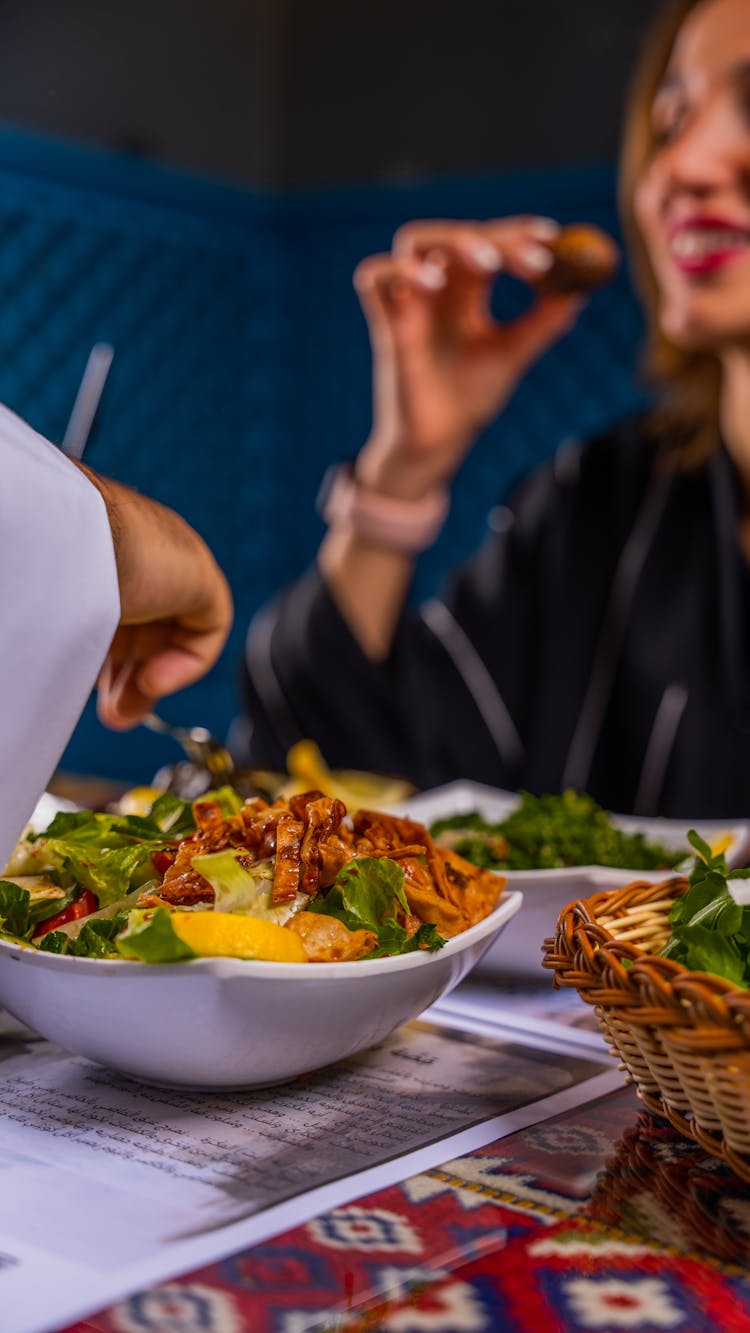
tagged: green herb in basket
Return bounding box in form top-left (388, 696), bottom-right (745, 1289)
top-left (429, 790), bottom-right (682, 872)
top-left (661, 830), bottom-right (750, 986)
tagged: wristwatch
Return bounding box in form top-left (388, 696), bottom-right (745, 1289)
top-left (317, 463), bottom-right (449, 554)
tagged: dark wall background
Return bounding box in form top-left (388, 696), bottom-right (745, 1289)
top-left (0, 1), bottom-right (664, 780)
top-left (278, 0), bottom-right (665, 185)
top-left (0, 0), bottom-right (664, 187)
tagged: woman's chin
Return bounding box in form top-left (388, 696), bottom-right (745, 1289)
top-left (659, 310), bottom-right (735, 354)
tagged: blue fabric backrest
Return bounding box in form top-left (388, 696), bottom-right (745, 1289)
top-left (0, 130), bottom-right (646, 781)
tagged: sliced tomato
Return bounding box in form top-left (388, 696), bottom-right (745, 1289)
top-left (33, 889), bottom-right (98, 940)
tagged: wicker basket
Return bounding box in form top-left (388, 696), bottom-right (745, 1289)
top-left (543, 876), bottom-right (750, 1183)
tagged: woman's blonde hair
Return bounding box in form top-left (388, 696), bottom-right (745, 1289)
top-left (619, 0), bottom-right (722, 464)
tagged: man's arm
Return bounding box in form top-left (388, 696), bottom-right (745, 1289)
top-left (78, 465), bottom-right (232, 729)
top-left (0, 406), bottom-right (232, 866)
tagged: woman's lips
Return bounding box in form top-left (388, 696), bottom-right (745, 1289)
top-left (669, 225), bottom-right (750, 274)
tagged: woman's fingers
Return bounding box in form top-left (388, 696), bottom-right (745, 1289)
top-left (354, 245), bottom-right (502, 347)
top-left (394, 220), bottom-right (504, 276)
top-left (359, 218), bottom-right (574, 343)
top-left (393, 216), bottom-right (590, 355)
top-left (354, 253), bottom-right (446, 316)
top-left (353, 252), bottom-right (450, 354)
top-left (354, 223), bottom-right (586, 358)
top-left (393, 216), bottom-right (566, 286)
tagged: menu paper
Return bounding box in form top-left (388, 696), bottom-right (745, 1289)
top-left (0, 1013), bottom-right (620, 1333)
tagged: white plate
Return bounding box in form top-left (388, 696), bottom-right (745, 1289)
top-left (393, 781), bottom-right (750, 977)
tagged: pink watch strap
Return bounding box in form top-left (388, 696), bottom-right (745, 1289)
top-left (319, 464), bottom-right (449, 553)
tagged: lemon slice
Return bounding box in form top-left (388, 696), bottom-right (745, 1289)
top-left (331, 769), bottom-right (414, 807)
top-left (286, 740), bottom-right (335, 790)
top-left (116, 786), bottom-right (165, 817)
top-left (284, 740), bottom-right (413, 810)
top-left (170, 910), bottom-right (308, 963)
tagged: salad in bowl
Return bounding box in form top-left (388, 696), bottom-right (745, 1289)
top-left (0, 789), bottom-right (518, 1086)
top-left (1, 787), bottom-right (503, 964)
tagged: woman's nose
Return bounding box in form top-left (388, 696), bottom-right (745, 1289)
top-left (660, 96), bottom-right (746, 195)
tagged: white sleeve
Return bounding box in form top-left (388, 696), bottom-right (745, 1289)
top-left (0, 405), bottom-right (120, 867)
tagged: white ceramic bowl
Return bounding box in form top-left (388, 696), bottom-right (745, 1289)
top-left (395, 781), bottom-right (750, 979)
top-left (0, 891), bottom-right (521, 1088)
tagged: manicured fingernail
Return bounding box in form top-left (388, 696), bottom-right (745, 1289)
top-left (522, 243), bottom-right (555, 272)
top-left (528, 218), bottom-right (560, 240)
top-left (471, 241), bottom-right (503, 272)
top-left (419, 261), bottom-right (447, 289)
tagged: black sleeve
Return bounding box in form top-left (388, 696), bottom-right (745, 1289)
top-left (240, 453), bottom-right (577, 789)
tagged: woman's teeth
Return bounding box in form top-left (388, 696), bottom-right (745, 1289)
top-left (671, 228), bottom-right (749, 259)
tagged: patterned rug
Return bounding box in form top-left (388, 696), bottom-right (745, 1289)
top-left (57, 1085), bottom-right (750, 1333)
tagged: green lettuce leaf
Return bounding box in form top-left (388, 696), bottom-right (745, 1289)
top-left (190, 850), bottom-right (304, 924)
top-left (0, 880), bottom-right (90, 946)
top-left (29, 811), bottom-right (176, 906)
top-left (18, 789), bottom-right (245, 913)
top-left (367, 917), bottom-right (446, 959)
top-left (310, 857), bottom-right (445, 957)
top-left (37, 930), bottom-right (69, 954)
top-left (147, 793), bottom-right (196, 836)
top-left (70, 913), bottom-right (131, 959)
top-left (116, 907), bottom-right (197, 963)
top-left (0, 881), bottom-right (32, 939)
top-left (193, 787), bottom-right (243, 818)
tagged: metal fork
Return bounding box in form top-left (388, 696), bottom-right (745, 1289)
top-left (143, 713), bottom-right (235, 782)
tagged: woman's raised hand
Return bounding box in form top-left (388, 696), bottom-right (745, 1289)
top-left (353, 217), bottom-right (585, 499)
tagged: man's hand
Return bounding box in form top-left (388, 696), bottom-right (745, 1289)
top-left (79, 468), bottom-right (233, 729)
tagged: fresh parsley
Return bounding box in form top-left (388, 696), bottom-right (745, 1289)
top-left (660, 829), bottom-right (750, 986)
top-left (431, 790), bottom-right (683, 872)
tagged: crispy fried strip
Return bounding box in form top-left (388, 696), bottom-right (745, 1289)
top-left (145, 790), bottom-right (504, 937)
top-left (400, 857), bottom-right (466, 936)
top-left (317, 834), bottom-right (356, 888)
top-left (353, 809), bottom-right (429, 845)
top-left (438, 848), bottom-right (504, 928)
top-left (286, 912), bottom-right (376, 962)
top-left (365, 844), bottom-right (427, 859)
top-left (272, 814), bottom-right (305, 903)
top-left (299, 796), bottom-right (347, 894)
top-left (289, 790), bottom-right (325, 820)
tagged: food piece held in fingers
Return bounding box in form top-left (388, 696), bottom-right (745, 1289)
top-left (536, 223), bottom-right (620, 294)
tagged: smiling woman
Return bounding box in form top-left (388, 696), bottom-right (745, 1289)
top-left (242, 0), bottom-right (750, 823)
top-left (623, 0), bottom-right (750, 462)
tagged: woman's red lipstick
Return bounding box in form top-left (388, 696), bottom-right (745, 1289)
top-left (670, 217), bottom-right (750, 274)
